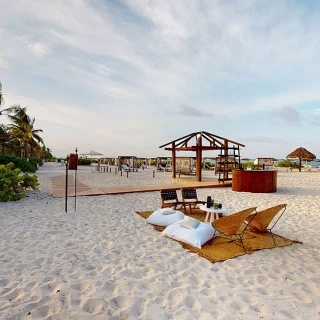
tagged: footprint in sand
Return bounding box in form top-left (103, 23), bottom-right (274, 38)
top-left (167, 288), bottom-right (184, 305)
top-left (0, 279), bottom-right (10, 287)
top-left (184, 295), bottom-right (201, 312)
top-left (109, 296), bottom-right (133, 310)
top-left (228, 300), bottom-right (248, 313)
top-left (71, 280), bottom-right (93, 295)
top-left (241, 293), bottom-right (258, 304)
top-left (301, 282), bottom-right (320, 295)
top-left (310, 275), bottom-right (320, 284)
top-left (82, 298), bottom-right (105, 314)
top-left (3, 288), bottom-right (24, 301)
top-left (255, 287), bottom-right (273, 296)
top-left (29, 305), bottom-right (53, 318)
top-left (292, 290), bottom-right (313, 303)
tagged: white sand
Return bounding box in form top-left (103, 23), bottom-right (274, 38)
top-left (0, 163), bottom-right (320, 319)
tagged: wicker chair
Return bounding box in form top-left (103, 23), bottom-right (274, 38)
top-left (181, 187), bottom-right (206, 214)
top-left (212, 207), bottom-right (257, 252)
top-left (160, 189), bottom-right (187, 213)
top-left (245, 204), bottom-right (287, 246)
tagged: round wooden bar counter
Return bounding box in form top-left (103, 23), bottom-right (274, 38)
top-left (232, 169), bottom-right (277, 193)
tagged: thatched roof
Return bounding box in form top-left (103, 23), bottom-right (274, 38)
top-left (286, 147), bottom-right (316, 160)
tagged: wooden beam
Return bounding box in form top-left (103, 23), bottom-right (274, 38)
top-left (165, 146), bottom-right (224, 151)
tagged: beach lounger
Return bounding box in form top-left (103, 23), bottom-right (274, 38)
top-left (246, 204), bottom-right (287, 246)
top-left (212, 207), bottom-right (257, 252)
top-left (122, 164), bottom-right (131, 172)
top-left (160, 188), bottom-right (188, 213)
top-left (181, 187), bottom-right (206, 214)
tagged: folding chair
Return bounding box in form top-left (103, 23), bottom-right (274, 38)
top-left (160, 189), bottom-right (188, 213)
top-left (246, 204), bottom-right (287, 246)
top-left (212, 207), bottom-right (258, 252)
top-left (181, 187), bottom-right (206, 214)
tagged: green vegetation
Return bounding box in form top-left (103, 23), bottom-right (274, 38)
top-left (0, 81), bottom-right (53, 160)
top-left (29, 157), bottom-right (43, 167)
top-left (0, 81), bottom-right (56, 200)
top-left (241, 161), bottom-right (259, 170)
top-left (78, 158), bottom-right (92, 165)
top-left (203, 161), bottom-right (215, 169)
top-left (274, 159), bottom-right (299, 168)
top-left (0, 154), bottom-right (36, 173)
top-left (0, 162), bottom-right (39, 201)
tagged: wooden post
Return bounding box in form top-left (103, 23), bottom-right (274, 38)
top-left (153, 170), bottom-right (155, 178)
top-left (65, 156), bottom-right (68, 213)
top-left (298, 159), bottom-right (301, 172)
top-left (74, 148), bottom-right (78, 211)
top-left (224, 140), bottom-right (229, 181)
top-left (172, 142), bottom-right (176, 179)
top-left (196, 136), bottom-right (202, 182)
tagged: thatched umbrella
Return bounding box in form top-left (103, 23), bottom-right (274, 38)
top-left (286, 147), bottom-right (316, 172)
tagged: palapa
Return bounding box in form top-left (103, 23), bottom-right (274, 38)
top-left (286, 147), bottom-right (316, 172)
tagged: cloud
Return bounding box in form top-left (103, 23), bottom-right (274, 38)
top-left (28, 43), bottom-right (50, 57)
top-left (100, 84), bottom-right (141, 99)
top-left (2, 1), bottom-right (320, 158)
top-left (178, 104), bottom-right (213, 117)
top-left (0, 57), bottom-right (10, 69)
top-left (271, 106), bottom-right (301, 126)
top-left (243, 136), bottom-right (287, 144)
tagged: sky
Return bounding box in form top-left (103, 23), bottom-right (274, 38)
top-left (1, 0), bottom-right (320, 159)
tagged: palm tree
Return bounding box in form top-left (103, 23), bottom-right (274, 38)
top-left (40, 145), bottom-right (53, 159)
top-left (0, 82), bottom-right (4, 107)
top-left (0, 124), bottom-right (13, 154)
top-left (7, 105), bottom-right (44, 158)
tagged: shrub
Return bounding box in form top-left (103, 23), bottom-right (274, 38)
top-left (241, 161), bottom-right (259, 170)
top-left (0, 154), bottom-right (36, 173)
top-left (78, 158), bottom-right (91, 165)
top-left (203, 161), bottom-right (215, 168)
top-left (275, 159), bottom-right (299, 168)
top-left (29, 158), bottom-right (44, 167)
top-left (0, 162), bottom-right (39, 201)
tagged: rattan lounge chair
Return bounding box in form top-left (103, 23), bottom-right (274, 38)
top-left (160, 188), bottom-right (188, 213)
top-left (212, 207), bottom-right (257, 252)
top-left (245, 204), bottom-right (287, 246)
top-left (181, 187), bottom-right (206, 214)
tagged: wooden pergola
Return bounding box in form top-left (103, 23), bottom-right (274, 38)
top-left (159, 131), bottom-right (245, 182)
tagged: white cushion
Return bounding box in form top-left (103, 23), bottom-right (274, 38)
top-left (179, 216), bottom-right (200, 229)
top-left (162, 221), bottom-right (216, 249)
top-left (159, 208), bottom-right (175, 215)
top-left (146, 209), bottom-right (185, 226)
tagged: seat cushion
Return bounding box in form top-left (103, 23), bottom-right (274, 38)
top-left (159, 208), bottom-right (175, 215)
top-left (146, 209), bottom-right (185, 226)
top-left (162, 221), bottom-right (216, 249)
top-left (179, 216), bottom-right (200, 229)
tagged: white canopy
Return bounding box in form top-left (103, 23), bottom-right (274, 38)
top-left (80, 150), bottom-right (104, 156)
top-left (79, 150), bottom-right (104, 162)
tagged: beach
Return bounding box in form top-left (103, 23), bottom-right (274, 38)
top-left (0, 163), bottom-right (320, 319)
